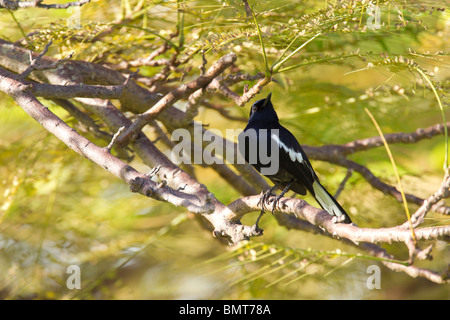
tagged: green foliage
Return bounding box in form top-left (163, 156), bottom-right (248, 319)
top-left (205, 242), bottom-right (406, 288)
top-left (0, 0), bottom-right (448, 299)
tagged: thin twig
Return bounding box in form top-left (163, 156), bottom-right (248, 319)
top-left (106, 126), bottom-right (125, 152)
top-left (334, 169), bottom-right (353, 199)
top-left (16, 41), bottom-right (73, 80)
top-left (402, 171), bottom-right (450, 228)
top-left (16, 41), bottom-right (52, 79)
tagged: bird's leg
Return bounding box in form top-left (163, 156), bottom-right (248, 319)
top-left (271, 179), bottom-right (294, 215)
top-left (255, 182), bottom-right (280, 231)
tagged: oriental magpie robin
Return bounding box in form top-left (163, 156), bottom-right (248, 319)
top-left (238, 93), bottom-right (352, 228)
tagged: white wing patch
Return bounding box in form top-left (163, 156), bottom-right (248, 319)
top-left (271, 133), bottom-right (304, 163)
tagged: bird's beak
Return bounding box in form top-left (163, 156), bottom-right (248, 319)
top-left (264, 92), bottom-right (272, 105)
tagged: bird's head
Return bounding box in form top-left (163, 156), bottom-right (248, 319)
top-left (248, 93), bottom-right (278, 125)
top-left (250, 92), bottom-right (273, 117)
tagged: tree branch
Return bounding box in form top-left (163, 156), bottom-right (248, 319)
top-left (116, 52), bottom-right (238, 146)
top-left (228, 193), bottom-right (450, 267)
top-left (401, 171), bottom-right (450, 228)
top-left (305, 122), bottom-right (450, 158)
top-left (31, 82), bottom-right (126, 99)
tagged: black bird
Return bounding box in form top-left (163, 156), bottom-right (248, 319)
top-left (238, 93), bottom-right (352, 227)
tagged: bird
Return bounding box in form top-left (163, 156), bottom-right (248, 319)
top-left (238, 93), bottom-right (352, 229)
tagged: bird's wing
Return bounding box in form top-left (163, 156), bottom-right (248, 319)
top-left (270, 126), bottom-right (352, 223)
top-left (269, 126), bottom-right (317, 193)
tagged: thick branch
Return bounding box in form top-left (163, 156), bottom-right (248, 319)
top-left (31, 82), bottom-right (126, 99)
top-left (228, 194), bottom-right (450, 246)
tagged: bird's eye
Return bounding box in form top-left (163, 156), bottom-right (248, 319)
top-left (251, 105), bottom-right (257, 114)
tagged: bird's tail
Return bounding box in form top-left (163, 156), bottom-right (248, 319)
top-left (312, 180), bottom-right (352, 224)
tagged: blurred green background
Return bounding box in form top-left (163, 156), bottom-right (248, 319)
top-left (0, 0), bottom-right (448, 299)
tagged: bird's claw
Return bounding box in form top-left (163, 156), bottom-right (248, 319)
top-left (270, 198), bottom-right (277, 215)
top-left (332, 215), bottom-right (348, 224)
top-left (270, 194), bottom-right (284, 215)
top-left (259, 189), bottom-right (275, 212)
top-left (255, 188), bottom-right (277, 231)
